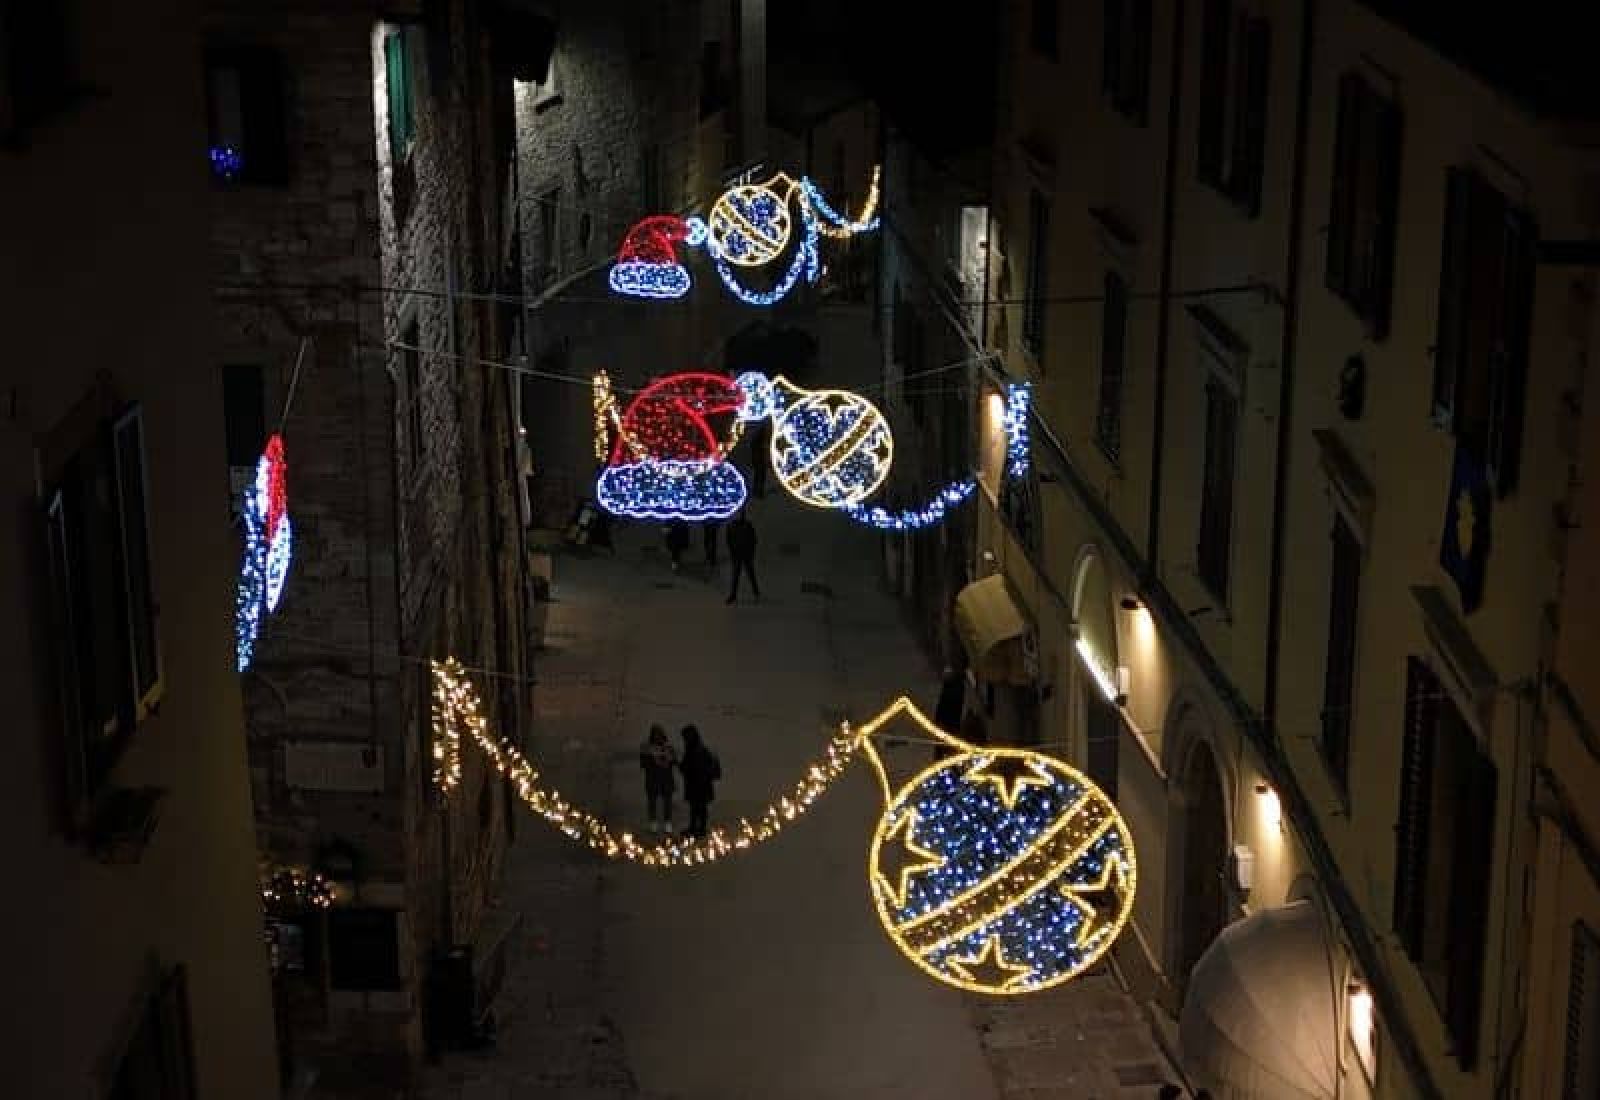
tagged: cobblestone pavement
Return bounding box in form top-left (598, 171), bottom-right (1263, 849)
top-left (417, 307), bottom-right (1183, 1100)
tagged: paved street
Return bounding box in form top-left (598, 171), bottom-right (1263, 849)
top-left (419, 308), bottom-right (1180, 1100)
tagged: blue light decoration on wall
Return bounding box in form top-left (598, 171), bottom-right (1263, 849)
top-left (235, 434), bottom-right (292, 672)
top-left (844, 479), bottom-right (977, 531)
top-left (607, 169), bottom-right (881, 307)
top-left (1005, 381), bottom-right (1032, 481)
top-left (209, 145), bottom-right (244, 182)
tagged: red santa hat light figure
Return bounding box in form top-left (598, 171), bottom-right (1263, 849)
top-left (593, 370), bottom-right (773, 521)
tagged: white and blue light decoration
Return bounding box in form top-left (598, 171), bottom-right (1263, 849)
top-left (235, 434), bottom-right (292, 672)
top-left (844, 479), bottom-right (977, 531)
top-left (768, 379), bottom-right (895, 509)
top-left (596, 459), bottom-right (748, 522)
top-left (1005, 381), bottom-right (1032, 481)
top-left (856, 698), bottom-right (1137, 995)
top-left (209, 145), bottom-right (244, 182)
top-left (607, 168), bottom-right (881, 307)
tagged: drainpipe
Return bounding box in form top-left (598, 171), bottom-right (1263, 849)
top-left (1261, 3), bottom-right (1441, 1099)
top-left (1143, 0), bottom-right (1186, 573)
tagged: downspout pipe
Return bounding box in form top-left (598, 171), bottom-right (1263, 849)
top-left (1144, 0), bottom-right (1185, 572)
top-left (1261, 3), bottom-right (1441, 1098)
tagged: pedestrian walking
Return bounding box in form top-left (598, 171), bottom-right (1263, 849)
top-left (725, 508), bottom-right (760, 603)
top-left (677, 724), bottom-right (721, 837)
top-left (665, 519), bottom-right (690, 572)
top-left (703, 520), bottom-right (720, 569)
top-left (639, 725), bottom-right (678, 834)
top-left (933, 666), bottom-right (965, 761)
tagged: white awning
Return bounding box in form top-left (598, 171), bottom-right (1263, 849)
top-left (953, 574), bottom-right (1031, 684)
top-left (1179, 899), bottom-right (1339, 1100)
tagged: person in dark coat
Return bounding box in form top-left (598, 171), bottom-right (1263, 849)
top-left (638, 725), bottom-right (678, 834)
top-left (933, 666), bottom-right (966, 761)
top-left (677, 724), bottom-right (721, 837)
top-left (664, 520), bottom-right (690, 572)
top-left (724, 508), bottom-right (759, 603)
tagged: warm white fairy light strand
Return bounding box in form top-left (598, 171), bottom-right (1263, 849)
top-left (431, 658), bottom-right (863, 867)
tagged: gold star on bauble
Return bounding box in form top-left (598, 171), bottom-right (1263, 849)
top-left (875, 810), bottom-right (944, 909)
top-left (1061, 852), bottom-right (1131, 948)
top-left (947, 934), bottom-right (1032, 992)
top-left (966, 753), bottom-right (1053, 810)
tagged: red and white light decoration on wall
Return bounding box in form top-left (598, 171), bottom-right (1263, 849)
top-left (236, 433), bottom-right (293, 672)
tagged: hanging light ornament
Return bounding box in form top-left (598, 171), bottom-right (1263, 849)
top-left (608, 215), bottom-right (709, 300)
top-left (767, 376), bottom-right (894, 509)
top-left (593, 371), bottom-right (750, 521)
top-left (236, 433), bottom-right (293, 672)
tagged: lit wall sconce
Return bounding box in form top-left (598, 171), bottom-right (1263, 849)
top-left (1254, 781), bottom-right (1283, 832)
top-left (1114, 665), bottom-right (1131, 707)
top-left (1347, 979), bottom-right (1377, 1081)
top-left (1119, 595), bottom-right (1143, 612)
top-left (1228, 843), bottom-right (1255, 893)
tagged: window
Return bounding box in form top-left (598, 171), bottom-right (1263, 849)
top-left (1196, 1), bottom-right (1269, 215)
top-left (204, 48), bottom-right (288, 185)
top-left (528, 50), bottom-right (560, 110)
top-left (1197, 376), bottom-right (1237, 601)
top-left (1031, 0), bottom-right (1059, 59)
top-left (110, 967), bottom-right (196, 1100)
top-left (402, 322), bottom-right (424, 473)
top-left (1102, 0), bottom-right (1152, 123)
top-left (640, 143), bottom-right (661, 210)
top-left (1325, 72), bottom-right (1402, 338)
top-left (1566, 922), bottom-right (1600, 1100)
top-left (1320, 513), bottom-right (1361, 793)
top-left (1432, 166), bottom-right (1534, 496)
top-left (1022, 189), bottom-right (1049, 357)
top-left (0, 2), bottom-right (76, 141)
top-left (699, 40), bottom-right (730, 119)
top-left (1393, 657), bottom-right (1496, 1068)
top-left (44, 400), bottom-right (161, 825)
top-left (536, 187), bottom-right (561, 287)
top-left (1096, 271), bottom-right (1127, 462)
top-left (221, 364), bottom-right (265, 508)
top-left (384, 28), bottom-right (415, 162)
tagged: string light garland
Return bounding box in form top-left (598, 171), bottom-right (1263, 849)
top-left (1005, 381), bottom-right (1032, 481)
top-left (431, 658), bottom-right (863, 866)
top-left (597, 459), bottom-right (748, 522)
top-left (855, 698), bottom-right (1137, 995)
top-left (844, 479), bottom-right (976, 531)
top-left (799, 165), bottom-right (882, 238)
top-left (261, 867), bottom-right (332, 911)
top-left (235, 433), bottom-right (293, 672)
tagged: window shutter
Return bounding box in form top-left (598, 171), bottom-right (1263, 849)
top-left (1433, 167), bottom-right (1474, 422)
top-left (1364, 92), bottom-right (1402, 339)
top-left (1320, 515), bottom-right (1359, 791)
top-left (1097, 271), bottom-right (1126, 458)
top-left (112, 405), bottom-right (160, 713)
top-left (1128, 0), bottom-right (1153, 122)
top-left (385, 31), bottom-right (411, 161)
top-left (1445, 744), bottom-right (1495, 1068)
top-left (1487, 208), bottom-right (1534, 496)
top-left (1393, 656), bottom-right (1437, 958)
top-left (222, 364), bottom-right (266, 472)
top-left (1325, 73), bottom-right (1361, 298)
top-left (1234, 16), bottom-right (1270, 216)
top-left (239, 51), bottom-right (288, 185)
top-left (45, 489), bottom-right (89, 820)
top-left (1102, 0), bottom-right (1123, 97)
top-left (1196, 0), bottom-right (1229, 185)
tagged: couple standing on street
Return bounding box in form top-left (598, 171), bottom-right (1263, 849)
top-left (639, 724), bottom-right (722, 837)
top-left (665, 508), bottom-right (761, 603)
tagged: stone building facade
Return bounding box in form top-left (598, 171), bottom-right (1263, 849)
top-left (6, 3), bottom-right (279, 1095)
top-left (207, 0), bottom-right (535, 1085)
top-left (974, 1), bottom-right (1600, 1097)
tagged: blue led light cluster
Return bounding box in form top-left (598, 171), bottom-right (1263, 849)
top-left (210, 145), bottom-right (243, 181)
top-left (235, 482), bottom-right (268, 672)
top-left (845, 479), bottom-right (976, 530)
top-left (235, 439), bottom-right (292, 672)
top-left (1005, 382), bottom-right (1032, 481)
top-left (799, 177), bottom-right (881, 234)
top-left (596, 459), bottom-right (747, 522)
top-left (711, 216), bottom-right (819, 307)
top-left (608, 260), bottom-right (692, 299)
top-left (873, 752), bottom-right (1134, 993)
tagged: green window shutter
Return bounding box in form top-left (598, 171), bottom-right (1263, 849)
top-left (386, 30), bottom-right (413, 161)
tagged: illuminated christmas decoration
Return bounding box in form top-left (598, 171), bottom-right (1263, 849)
top-left (597, 459), bottom-right (748, 521)
top-left (844, 478), bottom-right (976, 530)
top-left (855, 698), bottom-right (1137, 995)
top-left (798, 164), bottom-right (882, 238)
top-left (431, 658), bottom-right (863, 867)
top-left (209, 145), bottom-right (243, 181)
top-left (711, 212), bottom-right (819, 307)
top-left (261, 867), bottom-right (333, 911)
top-left (708, 180), bottom-right (797, 267)
top-left (609, 215), bottom-right (699, 299)
top-left (1005, 381), bottom-right (1032, 481)
top-left (592, 371), bottom-right (750, 521)
top-left (235, 433), bottom-right (293, 672)
top-left (770, 379), bottom-right (894, 509)
top-left (735, 370), bottom-right (779, 422)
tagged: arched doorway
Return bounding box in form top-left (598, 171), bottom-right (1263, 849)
top-left (1176, 741), bottom-right (1230, 998)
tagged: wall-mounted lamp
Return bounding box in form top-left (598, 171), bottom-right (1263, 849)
top-left (1114, 665), bottom-right (1131, 707)
top-left (1347, 979), bottom-right (1377, 1081)
top-left (1254, 781), bottom-right (1283, 832)
top-left (1119, 596), bottom-right (1144, 612)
